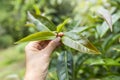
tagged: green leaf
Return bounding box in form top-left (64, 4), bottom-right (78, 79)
top-left (57, 51), bottom-right (74, 80)
top-left (62, 36), bottom-right (101, 54)
top-left (102, 34), bottom-right (120, 50)
top-left (97, 7), bottom-right (112, 31)
top-left (33, 4), bottom-right (41, 15)
top-left (104, 58), bottom-right (120, 66)
top-left (101, 75), bottom-right (120, 80)
top-left (31, 12), bottom-right (56, 31)
top-left (28, 12), bottom-right (50, 31)
top-left (74, 54), bottom-right (89, 77)
top-left (56, 18), bottom-right (70, 32)
top-left (84, 58), bottom-right (120, 66)
top-left (113, 48), bottom-right (120, 52)
top-left (97, 11), bottom-right (120, 38)
top-left (15, 31), bottom-right (56, 44)
top-left (84, 58), bottom-right (105, 65)
top-left (64, 32), bottom-right (80, 40)
top-left (69, 26), bottom-right (93, 33)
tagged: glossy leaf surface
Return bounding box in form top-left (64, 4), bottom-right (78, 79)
top-left (97, 7), bottom-right (112, 31)
top-left (28, 12), bottom-right (50, 31)
top-left (101, 75), bottom-right (120, 80)
top-left (57, 51), bottom-right (74, 80)
top-left (97, 11), bottom-right (120, 37)
top-left (62, 36), bottom-right (101, 54)
top-left (15, 31), bottom-right (56, 44)
top-left (31, 13), bottom-right (56, 31)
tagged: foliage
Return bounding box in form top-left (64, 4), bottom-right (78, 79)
top-left (16, 12), bottom-right (101, 55)
top-left (0, 0), bottom-right (120, 80)
top-left (0, 35), bottom-right (13, 48)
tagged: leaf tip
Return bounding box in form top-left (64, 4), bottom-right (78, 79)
top-left (110, 26), bottom-right (113, 32)
top-left (96, 51), bottom-right (102, 55)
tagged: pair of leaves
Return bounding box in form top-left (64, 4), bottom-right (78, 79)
top-left (16, 32), bottom-right (101, 54)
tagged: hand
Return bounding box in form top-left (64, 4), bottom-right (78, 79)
top-left (24, 37), bottom-right (61, 80)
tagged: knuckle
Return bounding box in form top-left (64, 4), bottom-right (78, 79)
top-left (50, 40), bottom-right (56, 45)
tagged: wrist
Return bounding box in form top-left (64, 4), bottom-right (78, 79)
top-left (24, 70), bottom-right (48, 80)
top-left (24, 62), bottom-right (49, 80)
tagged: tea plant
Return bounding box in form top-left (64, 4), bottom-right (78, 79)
top-left (16, 6), bottom-right (119, 79)
top-left (16, 12), bottom-right (102, 54)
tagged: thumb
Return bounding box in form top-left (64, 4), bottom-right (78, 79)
top-left (44, 37), bottom-right (61, 54)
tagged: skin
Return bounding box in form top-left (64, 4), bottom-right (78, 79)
top-left (24, 33), bottom-right (63, 80)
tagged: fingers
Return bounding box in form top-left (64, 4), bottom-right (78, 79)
top-left (25, 37), bottom-right (61, 56)
top-left (25, 41), bottom-right (41, 52)
top-left (39, 40), bottom-right (50, 49)
top-left (43, 37), bottom-right (61, 55)
top-left (25, 32), bottom-right (64, 52)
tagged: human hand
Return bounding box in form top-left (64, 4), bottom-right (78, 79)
top-left (24, 35), bottom-right (62, 80)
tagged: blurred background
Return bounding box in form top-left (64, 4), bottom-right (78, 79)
top-left (0, 0), bottom-right (120, 80)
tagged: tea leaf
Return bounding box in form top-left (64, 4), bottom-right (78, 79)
top-left (70, 26), bottom-right (92, 33)
top-left (57, 18), bottom-right (70, 32)
top-left (102, 34), bottom-right (120, 50)
top-left (57, 51), bottom-right (74, 80)
top-left (28, 12), bottom-right (50, 31)
top-left (97, 7), bottom-right (112, 31)
top-left (62, 36), bottom-right (101, 54)
top-left (84, 58), bottom-right (120, 66)
top-left (97, 11), bottom-right (120, 37)
top-left (33, 4), bottom-right (41, 15)
top-left (101, 75), bottom-right (120, 80)
top-left (15, 31), bottom-right (56, 44)
top-left (31, 13), bottom-right (56, 31)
